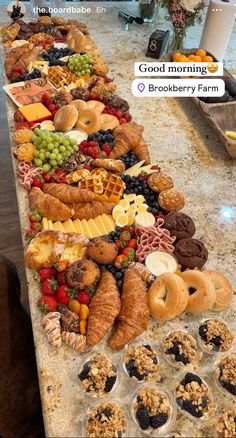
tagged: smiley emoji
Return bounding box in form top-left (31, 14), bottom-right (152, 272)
top-left (207, 62), bottom-right (218, 73)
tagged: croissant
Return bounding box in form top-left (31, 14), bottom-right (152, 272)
top-left (43, 183), bottom-right (95, 203)
top-left (109, 122), bottom-right (144, 160)
top-left (42, 312), bottom-right (61, 348)
top-left (109, 269), bottom-right (149, 350)
top-left (91, 158), bottom-right (126, 173)
top-left (29, 187), bottom-right (74, 221)
top-left (61, 331), bottom-right (86, 352)
top-left (71, 200), bottom-right (115, 220)
top-left (86, 270), bottom-right (121, 348)
top-left (133, 137), bottom-right (150, 164)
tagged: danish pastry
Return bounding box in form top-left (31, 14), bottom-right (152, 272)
top-left (91, 158), bottom-right (126, 173)
top-left (42, 312), bottom-right (61, 348)
top-left (75, 109), bottom-right (101, 134)
top-left (204, 270), bottom-right (233, 311)
top-left (180, 270), bottom-right (216, 313)
top-left (148, 273), bottom-right (189, 321)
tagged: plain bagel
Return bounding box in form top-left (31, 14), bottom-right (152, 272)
top-left (101, 114), bottom-right (119, 131)
top-left (70, 99), bottom-right (87, 113)
top-left (75, 108), bottom-right (101, 134)
top-left (204, 270), bottom-right (233, 311)
top-left (148, 273), bottom-right (189, 321)
top-left (53, 104), bottom-right (78, 132)
top-left (180, 270), bottom-right (216, 313)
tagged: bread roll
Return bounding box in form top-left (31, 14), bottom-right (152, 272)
top-left (53, 105), bottom-right (78, 132)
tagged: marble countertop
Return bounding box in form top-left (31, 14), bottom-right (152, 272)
top-left (1, 2), bottom-right (236, 437)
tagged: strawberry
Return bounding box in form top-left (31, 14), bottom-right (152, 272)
top-left (43, 172), bottom-right (51, 182)
top-left (75, 290), bottom-right (90, 305)
top-left (39, 268), bottom-right (56, 282)
top-left (128, 239), bottom-right (137, 249)
top-left (138, 171), bottom-right (149, 180)
top-left (103, 97), bottom-right (109, 105)
top-left (37, 295), bottom-right (57, 313)
top-left (120, 230), bottom-right (132, 242)
top-left (56, 271), bottom-right (67, 285)
top-left (31, 222), bottom-right (42, 232)
top-left (54, 260), bottom-right (69, 272)
top-left (25, 229), bottom-right (38, 241)
top-left (123, 226), bottom-right (135, 236)
top-left (88, 141), bottom-right (99, 148)
top-left (119, 118), bottom-right (127, 124)
top-left (41, 278), bottom-right (58, 296)
top-left (28, 209), bottom-right (42, 223)
top-left (55, 285), bottom-right (75, 305)
top-left (122, 247), bottom-right (136, 261)
top-left (150, 165), bottom-right (160, 170)
top-left (114, 254), bottom-right (129, 269)
top-left (124, 112), bottom-right (131, 122)
top-left (32, 175), bottom-right (45, 188)
top-left (84, 163), bottom-right (91, 171)
top-left (102, 143), bottom-right (112, 155)
top-left (41, 93), bottom-right (50, 105)
top-left (53, 176), bottom-right (65, 183)
top-left (54, 168), bottom-right (65, 175)
top-left (99, 151), bottom-right (107, 159)
top-left (48, 103), bottom-right (57, 112)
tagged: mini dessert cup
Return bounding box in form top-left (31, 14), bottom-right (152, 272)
top-left (84, 399), bottom-right (129, 438)
top-left (214, 352), bottom-right (236, 399)
top-left (165, 431), bottom-right (190, 438)
top-left (123, 341), bottom-right (161, 383)
top-left (174, 371), bottom-right (215, 421)
top-left (161, 330), bottom-right (201, 368)
top-left (197, 318), bottom-right (235, 355)
top-left (216, 409), bottom-right (236, 437)
top-left (131, 384), bottom-right (176, 436)
top-left (78, 350), bottom-right (119, 398)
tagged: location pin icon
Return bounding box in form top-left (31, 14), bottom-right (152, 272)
top-left (138, 83), bottom-right (145, 93)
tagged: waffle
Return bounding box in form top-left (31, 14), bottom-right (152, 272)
top-left (48, 66), bottom-right (78, 89)
top-left (79, 175), bottom-right (104, 195)
top-left (91, 168), bottom-right (108, 180)
top-left (65, 169), bottom-right (90, 184)
top-left (96, 173), bottom-right (125, 203)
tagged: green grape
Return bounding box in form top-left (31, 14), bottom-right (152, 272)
top-left (63, 140), bottom-right (70, 148)
top-left (39, 152), bottom-right (45, 161)
top-left (52, 148), bottom-right (59, 155)
top-left (41, 141), bottom-right (47, 149)
top-left (53, 134), bottom-right (60, 143)
top-left (72, 144), bottom-right (78, 152)
top-left (45, 137), bottom-right (51, 144)
top-left (85, 69), bottom-right (91, 75)
top-left (53, 142), bottom-right (59, 149)
top-left (32, 135), bottom-right (37, 143)
top-left (50, 153), bottom-right (56, 160)
top-left (47, 143), bottom-right (54, 151)
top-left (57, 153), bottom-right (62, 161)
top-left (81, 70), bottom-right (85, 76)
top-left (34, 158), bottom-right (43, 167)
top-left (43, 163), bottom-right (51, 172)
top-left (50, 159), bottom-right (57, 167)
top-left (34, 150), bottom-right (40, 157)
top-left (34, 128), bottom-right (41, 135)
top-left (59, 145), bottom-right (66, 152)
top-left (65, 150), bottom-right (71, 157)
top-left (45, 151), bottom-right (51, 158)
top-left (57, 160), bottom-right (63, 166)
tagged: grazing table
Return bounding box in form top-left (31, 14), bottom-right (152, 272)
top-left (0, 3), bottom-right (236, 437)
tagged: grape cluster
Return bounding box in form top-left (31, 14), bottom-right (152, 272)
top-left (122, 175), bottom-right (163, 215)
top-left (10, 68), bottom-right (41, 83)
top-left (87, 130), bottom-right (114, 147)
top-left (68, 53), bottom-right (94, 77)
top-left (32, 128), bottom-right (78, 172)
top-left (120, 152), bottom-right (138, 169)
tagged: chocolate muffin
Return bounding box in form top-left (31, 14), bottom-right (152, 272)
top-left (174, 238), bottom-right (208, 269)
top-left (164, 212), bottom-right (196, 240)
top-left (86, 237), bottom-right (118, 265)
top-left (66, 259), bottom-right (100, 289)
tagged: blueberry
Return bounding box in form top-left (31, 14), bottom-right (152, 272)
top-left (117, 280), bottom-right (123, 288)
top-left (198, 323), bottom-right (208, 341)
top-left (115, 272), bottom-right (123, 280)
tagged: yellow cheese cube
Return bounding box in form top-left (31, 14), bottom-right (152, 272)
top-left (81, 219), bottom-right (93, 239)
top-left (94, 215), bottom-right (108, 235)
top-left (53, 221), bottom-right (65, 232)
top-left (63, 219), bottom-right (76, 233)
top-left (19, 103), bottom-right (52, 122)
top-left (73, 219), bottom-right (84, 235)
top-left (101, 214), bottom-right (115, 233)
top-left (87, 219), bottom-right (101, 238)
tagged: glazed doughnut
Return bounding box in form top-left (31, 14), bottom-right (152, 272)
top-left (180, 270), bottom-right (216, 313)
top-left (204, 270), bottom-right (233, 311)
top-left (70, 99), bottom-right (87, 114)
top-left (101, 114), bottom-right (120, 130)
top-left (148, 273), bottom-right (189, 321)
top-left (75, 109), bottom-right (101, 135)
top-left (86, 100), bottom-right (105, 113)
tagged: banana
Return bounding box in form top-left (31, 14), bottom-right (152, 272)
top-left (225, 131), bottom-right (236, 141)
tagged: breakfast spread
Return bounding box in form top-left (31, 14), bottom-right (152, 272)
top-left (1, 13), bottom-right (235, 438)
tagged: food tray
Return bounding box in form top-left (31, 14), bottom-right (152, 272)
top-left (163, 49), bottom-right (236, 159)
top-left (3, 78), bottom-right (56, 107)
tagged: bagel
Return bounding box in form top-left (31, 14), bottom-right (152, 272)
top-left (204, 270), bottom-right (233, 311)
top-left (180, 270), bottom-right (216, 313)
top-left (53, 104), bottom-right (78, 132)
top-left (86, 100), bottom-right (105, 113)
top-left (148, 273), bottom-right (189, 321)
top-left (70, 99), bottom-right (87, 113)
top-left (75, 109), bottom-right (101, 134)
top-left (101, 114), bottom-right (119, 131)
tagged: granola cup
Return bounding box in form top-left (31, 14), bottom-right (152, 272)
top-left (123, 342), bottom-right (161, 383)
top-left (84, 400), bottom-right (128, 438)
top-left (131, 384), bottom-right (176, 436)
top-left (78, 351), bottom-right (119, 398)
top-left (197, 318), bottom-right (235, 355)
top-left (161, 330), bottom-right (201, 368)
top-left (214, 352), bottom-right (236, 399)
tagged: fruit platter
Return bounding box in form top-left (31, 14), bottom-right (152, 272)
top-left (1, 13), bottom-right (236, 438)
top-left (165, 48), bottom-right (236, 159)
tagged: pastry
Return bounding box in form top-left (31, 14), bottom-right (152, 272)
top-left (128, 262), bottom-right (155, 285)
top-left (38, 16), bottom-right (52, 26)
top-left (29, 187), bottom-right (74, 221)
top-left (52, 16), bottom-right (66, 25)
top-left (204, 270), bottom-right (233, 311)
top-left (91, 158), bottom-right (126, 173)
top-left (75, 109), bottom-right (101, 135)
top-left (3, 22), bottom-right (20, 42)
top-left (66, 259), bottom-right (100, 289)
top-left (100, 114), bottom-right (119, 131)
top-left (86, 237), bottom-right (118, 264)
top-left (148, 273), bottom-right (188, 321)
top-left (53, 105), bottom-right (78, 132)
top-left (133, 137), bottom-right (150, 164)
top-left (107, 97), bottom-right (129, 114)
top-left (180, 270), bottom-right (216, 313)
top-left (86, 270), bottom-right (121, 348)
top-left (174, 237), bottom-right (208, 269)
top-left (13, 143), bottom-right (35, 161)
top-left (58, 304), bottom-right (80, 333)
top-left (147, 172), bottom-right (173, 193)
top-left (12, 128), bottom-right (34, 145)
top-left (164, 212), bottom-right (196, 240)
top-left (42, 311), bottom-right (61, 348)
top-left (158, 188), bottom-right (185, 211)
top-left (93, 57), bottom-right (109, 77)
top-left (61, 331), bottom-right (86, 352)
top-left (109, 269), bottom-right (149, 350)
top-left (42, 183), bottom-right (95, 204)
top-left (67, 28), bottom-right (86, 52)
top-left (71, 201), bottom-right (116, 220)
top-left (109, 122), bottom-right (144, 160)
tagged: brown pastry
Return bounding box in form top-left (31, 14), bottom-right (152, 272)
top-left (164, 212), bottom-right (196, 240)
top-left (93, 57), bottom-right (109, 77)
top-left (38, 16), bottom-right (52, 26)
top-left (158, 188), bottom-right (185, 212)
top-left (91, 158), bottom-right (126, 173)
top-left (109, 122), bottom-right (144, 160)
top-left (3, 23), bottom-right (20, 42)
top-left (204, 270), bottom-right (233, 311)
top-left (12, 128), bottom-right (34, 145)
top-left (52, 16), bottom-right (66, 25)
top-left (66, 259), bottom-right (100, 289)
top-left (42, 183), bottom-right (95, 204)
top-left (13, 143), bottom-right (35, 161)
top-left (109, 269), bottom-right (149, 350)
top-left (58, 304), bottom-right (80, 333)
top-left (147, 172), bottom-right (173, 193)
top-left (42, 311), bottom-right (61, 348)
top-left (61, 331), bottom-right (86, 352)
top-left (86, 270), bottom-right (121, 348)
top-left (133, 137), bottom-right (150, 164)
top-left (71, 201), bottom-right (115, 220)
top-left (174, 238), bottom-right (208, 269)
top-left (128, 262), bottom-right (155, 285)
top-left (86, 237), bottom-right (118, 264)
top-left (29, 187), bottom-right (74, 221)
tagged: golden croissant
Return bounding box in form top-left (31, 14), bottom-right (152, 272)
top-left (29, 187), bottom-right (74, 221)
top-left (43, 183), bottom-right (95, 203)
top-left (71, 200), bottom-right (115, 220)
top-left (86, 270), bottom-right (121, 348)
top-left (109, 122), bottom-right (144, 160)
top-left (109, 269), bottom-right (149, 350)
top-left (133, 137), bottom-right (150, 164)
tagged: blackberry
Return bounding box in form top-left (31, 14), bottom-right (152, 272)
top-left (136, 406), bottom-right (150, 430)
top-left (219, 379), bottom-right (236, 395)
top-left (150, 413), bottom-right (168, 429)
top-left (198, 323), bottom-right (208, 341)
top-left (101, 408), bottom-right (112, 418)
top-left (104, 375), bottom-right (117, 393)
top-left (87, 130), bottom-right (114, 148)
top-left (201, 395), bottom-right (207, 408)
top-left (176, 396), bottom-right (184, 409)
top-left (144, 344), bottom-right (152, 352)
top-left (175, 353), bottom-right (190, 365)
top-left (182, 400), bottom-right (203, 418)
top-left (125, 359), bottom-right (135, 373)
top-left (129, 367), bottom-right (144, 381)
top-left (78, 363), bottom-right (90, 381)
top-left (181, 372), bottom-right (202, 386)
top-left (211, 336), bottom-right (222, 350)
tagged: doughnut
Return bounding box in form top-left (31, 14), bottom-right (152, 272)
top-left (70, 99), bottom-right (87, 114)
top-left (204, 270), bottom-right (233, 311)
top-left (86, 100), bottom-right (105, 113)
top-left (101, 114), bottom-right (120, 131)
top-left (180, 270), bottom-right (216, 313)
top-left (75, 109), bottom-right (101, 135)
top-left (148, 273), bottom-right (189, 321)
top-left (164, 212), bottom-right (196, 240)
top-left (174, 238), bottom-right (208, 269)
top-left (158, 188), bottom-right (185, 211)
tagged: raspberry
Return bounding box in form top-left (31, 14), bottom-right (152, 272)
top-left (88, 141), bottom-right (99, 148)
top-left (119, 118), bottom-right (127, 124)
top-left (115, 110), bottom-right (122, 119)
top-left (124, 111), bottom-right (131, 121)
top-left (102, 143), bottom-right (112, 154)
